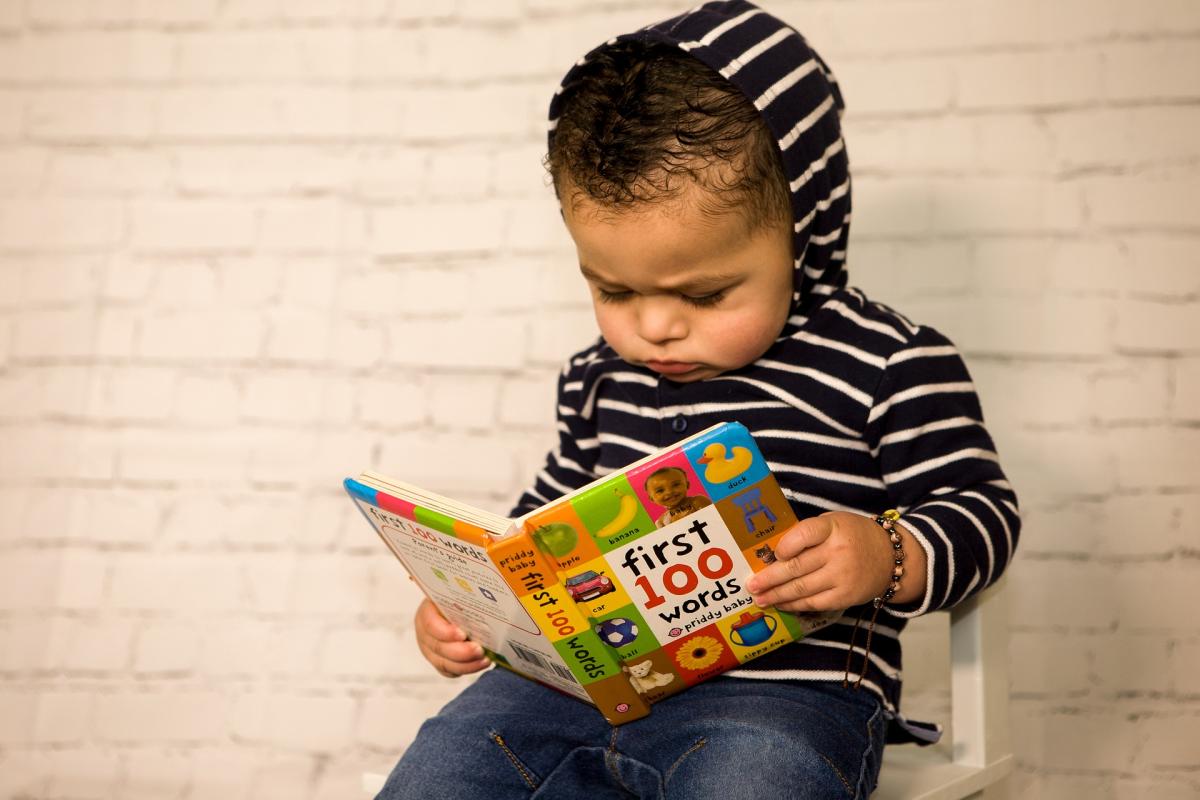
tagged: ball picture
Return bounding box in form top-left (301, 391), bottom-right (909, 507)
top-left (596, 617), bottom-right (639, 647)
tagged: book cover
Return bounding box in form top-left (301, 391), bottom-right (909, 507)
top-left (345, 422), bottom-right (837, 724)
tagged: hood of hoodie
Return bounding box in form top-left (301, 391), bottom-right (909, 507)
top-left (548, 0), bottom-right (850, 322)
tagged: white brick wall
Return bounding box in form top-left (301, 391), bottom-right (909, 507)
top-left (0, 1), bottom-right (1197, 797)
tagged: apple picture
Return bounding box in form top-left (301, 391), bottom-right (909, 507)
top-left (534, 522), bottom-right (578, 558)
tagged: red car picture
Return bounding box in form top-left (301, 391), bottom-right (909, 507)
top-left (564, 570), bottom-right (615, 603)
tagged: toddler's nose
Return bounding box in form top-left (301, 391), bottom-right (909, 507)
top-left (636, 296), bottom-right (687, 344)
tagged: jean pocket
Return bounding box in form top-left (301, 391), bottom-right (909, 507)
top-left (854, 702), bottom-right (887, 799)
top-left (488, 729), bottom-right (542, 791)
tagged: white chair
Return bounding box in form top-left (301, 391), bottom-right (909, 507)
top-left (363, 578), bottom-right (1014, 799)
top-left (362, 772), bottom-right (387, 796)
top-left (874, 577), bottom-right (1013, 800)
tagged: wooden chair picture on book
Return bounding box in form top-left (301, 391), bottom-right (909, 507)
top-left (730, 488), bottom-right (776, 533)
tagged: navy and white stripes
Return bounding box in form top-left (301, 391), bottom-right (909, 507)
top-left (512, 289), bottom-right (1020, 720)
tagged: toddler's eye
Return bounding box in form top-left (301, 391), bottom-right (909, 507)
top-left (680, 290), bottom-right (726, 308)
top-left (597, 287), bottom-right (633, 303)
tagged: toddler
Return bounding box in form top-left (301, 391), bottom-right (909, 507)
top-left (384, 2), bottom-right (1019, 798)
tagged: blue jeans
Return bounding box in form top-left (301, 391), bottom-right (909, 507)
top-left (376, 668), bottom-right (885, 799)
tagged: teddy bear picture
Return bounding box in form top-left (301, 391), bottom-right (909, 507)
top-left (621, 659), bottom-right (676, 694)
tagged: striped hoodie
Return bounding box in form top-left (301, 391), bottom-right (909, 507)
top-left (513, 0), bottom-right (1020, 741)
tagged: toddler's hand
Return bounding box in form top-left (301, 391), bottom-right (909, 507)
top-left (414, 598), bottom-right (492, 678)
top-left (745, 511), bottom-right (924, 612)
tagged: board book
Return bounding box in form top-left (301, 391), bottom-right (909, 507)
top-left (344, 421), bottom-right (837, 725)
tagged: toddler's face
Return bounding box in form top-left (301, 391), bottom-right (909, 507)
top-left (561, 183), bottom-right (793, 383)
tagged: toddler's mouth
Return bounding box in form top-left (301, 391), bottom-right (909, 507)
top-left (645, 360), bottom-right (699, 376)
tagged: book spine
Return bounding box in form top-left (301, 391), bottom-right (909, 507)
top-left (489, 528), bottom-right (650, 725)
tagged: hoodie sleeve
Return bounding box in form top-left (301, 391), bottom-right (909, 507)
top-left (508, 359), bottom-right (601, 518)
top-left (864, 327), bottom-right (1020, 617)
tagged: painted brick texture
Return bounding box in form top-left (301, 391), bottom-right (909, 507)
top-left (0, 1), bottom-right (1197, 797)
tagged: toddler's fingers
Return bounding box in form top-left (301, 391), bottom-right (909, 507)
top-left (429, 637), bottom-right (486, 664)
top-left (416, 599), bottom-right (468, 643)
top-left (413, 611), bottom-right (480, 661)
top-left (427, 650), bottom-right (490, 678)
top-left (438, 641), bottom-right (489, 671)
top-left (750, 565), bottom-right (836, 608)
top-left (416, 632), bottom-right (489, 677)
top-left (772, 587), bottom-right (844, 614)
top-left (413, 599), bottom-right (491, 676)
top-left (745, 547), bottom-right (824, 596)
top-left (771, 515), bottom-right (835, 561)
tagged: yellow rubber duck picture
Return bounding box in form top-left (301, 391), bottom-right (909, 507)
top-left (696, 442), bottom-right (754, 483)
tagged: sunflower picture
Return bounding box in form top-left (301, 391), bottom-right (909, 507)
top-left (674, 634), bottom-right (724, 671)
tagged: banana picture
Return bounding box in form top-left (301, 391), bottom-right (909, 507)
top-left (596, 491), bottom-right (639, 538)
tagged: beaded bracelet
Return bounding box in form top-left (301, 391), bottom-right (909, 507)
top-left (844, 508), bottom-right (906, 689)
top-left (872, 508), bottom-right (906, 609)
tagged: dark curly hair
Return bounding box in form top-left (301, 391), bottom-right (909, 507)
top-left (546, 40), bottom-right (791, 232)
